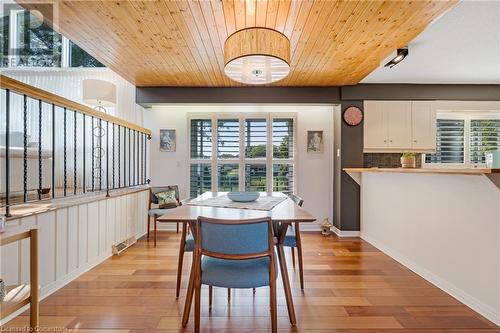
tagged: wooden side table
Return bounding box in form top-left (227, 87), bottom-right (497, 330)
top-left (0, 226), bottom-right (39, 329)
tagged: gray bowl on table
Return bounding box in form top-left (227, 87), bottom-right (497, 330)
top-left (227, 191), bottom-right (260, 202)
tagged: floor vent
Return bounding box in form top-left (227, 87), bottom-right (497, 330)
top-left (112, 236), bottom-right (137, 255)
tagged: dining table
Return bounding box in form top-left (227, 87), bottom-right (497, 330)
top-left (157, 191), bottom-right (316, 327)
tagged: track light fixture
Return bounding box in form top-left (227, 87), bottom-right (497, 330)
top-left (384, 47), bottom-right (408, 68)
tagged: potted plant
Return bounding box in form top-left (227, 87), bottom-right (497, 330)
top-left (400, 152), bottom-right (417, 168)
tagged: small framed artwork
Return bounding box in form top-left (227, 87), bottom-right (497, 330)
top-left (159, 129), bottom-right (176, 152)
top-left (307, 130), bottom-right (324, 153)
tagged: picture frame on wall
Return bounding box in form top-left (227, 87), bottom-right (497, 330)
top-left (160, 129), bottom-right (176, 152)
top-left (307, 130), bottom-right (324, 153)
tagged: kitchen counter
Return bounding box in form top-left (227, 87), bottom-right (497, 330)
top-left (344, 167), bottom-right (500, 189)
top-left (344, 167), bottom-right (499, 175)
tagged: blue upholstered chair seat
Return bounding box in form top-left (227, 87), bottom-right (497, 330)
top-left (283, 226), bottom-right (297, 247)
top-left (148, 208), bottom-right (171, 217)
top-left (201, 256), bottom-right (277, 289)
top-left (185, 234), bottom-right (194, 251)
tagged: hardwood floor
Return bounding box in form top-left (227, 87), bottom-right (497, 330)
top-left (4, 232), bottom-right (499, 332)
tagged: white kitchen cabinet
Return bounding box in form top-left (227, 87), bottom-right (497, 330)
top-left (363, 101), bottom-right (388, 150)
top-left (411, 101), bottom-right (436, 150)
top-left (363, 100), bottom-right (436, 152)
top-left (386, 101), bottom-right (412, 149)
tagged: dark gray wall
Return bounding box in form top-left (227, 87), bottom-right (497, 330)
top-left (137, 84), bottom-right (499, 232)
top-left (342, 84), bottom-right (500, 101)
top-left (338, 100), bottom-right (364, 231)
top-left (137, 87), bottom-right (340, 105)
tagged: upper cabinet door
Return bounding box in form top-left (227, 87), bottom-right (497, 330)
top-left (364, 101), bottom-right (388, 150)
top-left (385, 101), bottom-right (412, 149)
top-left (411, 101), bottom-right (436, 151)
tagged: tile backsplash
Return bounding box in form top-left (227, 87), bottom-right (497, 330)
top-left (363, 153), bottom-right (422, 168)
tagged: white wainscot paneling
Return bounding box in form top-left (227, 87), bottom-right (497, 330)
top-left (38, 211), bottom-right (56, 287)
top-left (0, 189), bottom-right (149, 325)
top-left (87, 201), bottom-right (99, 262)
top-left (56, 209), bottom-right (68, 280)
top-left (77, 204), bottom-right (88, 268)
top-left (99, 200), bottom-right (107, 256)
top-left (67, 206), bottom-right (79, 273)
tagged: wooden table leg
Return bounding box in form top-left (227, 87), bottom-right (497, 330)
top-left (182, 222), bottom-right (197, 327)
top-left (276, 223), bottom-right (297, 326)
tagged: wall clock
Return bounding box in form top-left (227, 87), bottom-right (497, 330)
top-left (343, 106), bottom-right (363, 126)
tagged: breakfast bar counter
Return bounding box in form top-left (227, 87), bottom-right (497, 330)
top-left (343, 167), bottom-right (500, 326)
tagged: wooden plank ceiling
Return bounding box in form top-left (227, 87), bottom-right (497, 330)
top-left (20, 0), bottom-right (457, 87)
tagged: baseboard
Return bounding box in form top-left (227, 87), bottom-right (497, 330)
top-left (361, 232), bottom-right (500, 326)
top-left (0, 230), bottom-right (147, 326)
top-left (332, 225), bottom-right (360, 237)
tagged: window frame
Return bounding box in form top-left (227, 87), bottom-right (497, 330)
top-left (423, 111), bottom-right (500, 168)
top-left (5, 8), bottom-right (101, 69)
top-left (187, 112), bottom-right (297, 195)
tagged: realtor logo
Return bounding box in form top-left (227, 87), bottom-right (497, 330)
top-left (1, 2), bottom-right (60, 67)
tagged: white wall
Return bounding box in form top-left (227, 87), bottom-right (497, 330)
top-left (144, 104), bottom-right (336, 230)
top-left (2, 67), bottom-right (144, 126)
top-left (0, 189), bottom-right (149, 325)
top-left (360, 172), bottom-right (500, 325)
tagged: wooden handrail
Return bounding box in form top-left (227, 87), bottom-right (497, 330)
top-left (0, 75), bottom-right (151, 135)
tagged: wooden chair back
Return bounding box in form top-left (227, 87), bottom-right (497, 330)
top-left (149, 185), bottom-right (180, 206)
top-left (195, 216), bottom-right (274, 261)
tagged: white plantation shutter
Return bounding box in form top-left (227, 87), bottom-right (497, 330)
top-left (273, 118), bottom-right (294, 159)
top-left (245, 164), bottom-right (266, 191)
top-left (217, 119), bottom-right (239, 158)
top-left (189, 164), bottom-right (212, 197)
top-left (470, 119), bottom-right (500, 164)
top-left (245, 119), bottom-right (267, 158)
top-left (190, 119), bottom-right (212, 159)
top-left (426, 119), bottom-right (465, 164)
top-left (218, 164), bottom-right (239, 191)
top-left (272, 164), bottom-right (293, 194)
top-left (189, 114), bottom-right (295, 195)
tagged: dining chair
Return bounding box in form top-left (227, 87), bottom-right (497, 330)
top-left (147, 185), bottom-right (181, 247)
top-left (285, 193), bottom-right (305, 290)
top-left (175, 201), bottom-right (231, 301)
top-left (193, 216), bottom-right (278, 333)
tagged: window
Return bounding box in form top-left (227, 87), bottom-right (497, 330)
top-left (245, 119), bottom-right (267, 158)
top-left (1, 11), bottom-right (10, 61)
top-left (14, 9), bottom-right (62, 67)
top-left (69, 41), bottom-right (104, 67)
top-left (189, 164), bottom-right (211, 198)
top-left (470, 120), bottom-right (500, 164)
top-left (273, 118), bottom-right (294, 159)
top-left (190, 119), bottom-right (212, 159)
top-left (425, 113), bottom-right (500, 167)
top-left (218, 164), bottom-right (239, 191)
top-left (245, 164), bottom-right (266, 191)
top-left (273, 164), bottom-right (293, 194)
top-left (217, 119), bottom-right (239, 158)
top-left (189, 113), bottom-right (295, 195)
top-left (1, 7), bottom-right (103, 68)
top-left (425, 119), bottom-right (465, 164)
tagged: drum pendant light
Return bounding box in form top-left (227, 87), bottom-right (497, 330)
top-left (224, 28), bottom-right (291, 85)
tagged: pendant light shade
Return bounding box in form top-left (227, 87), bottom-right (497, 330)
top-left (82, 79), bottom-right (117, 107)
top-left (224, 28), bottom-right (290, 85)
